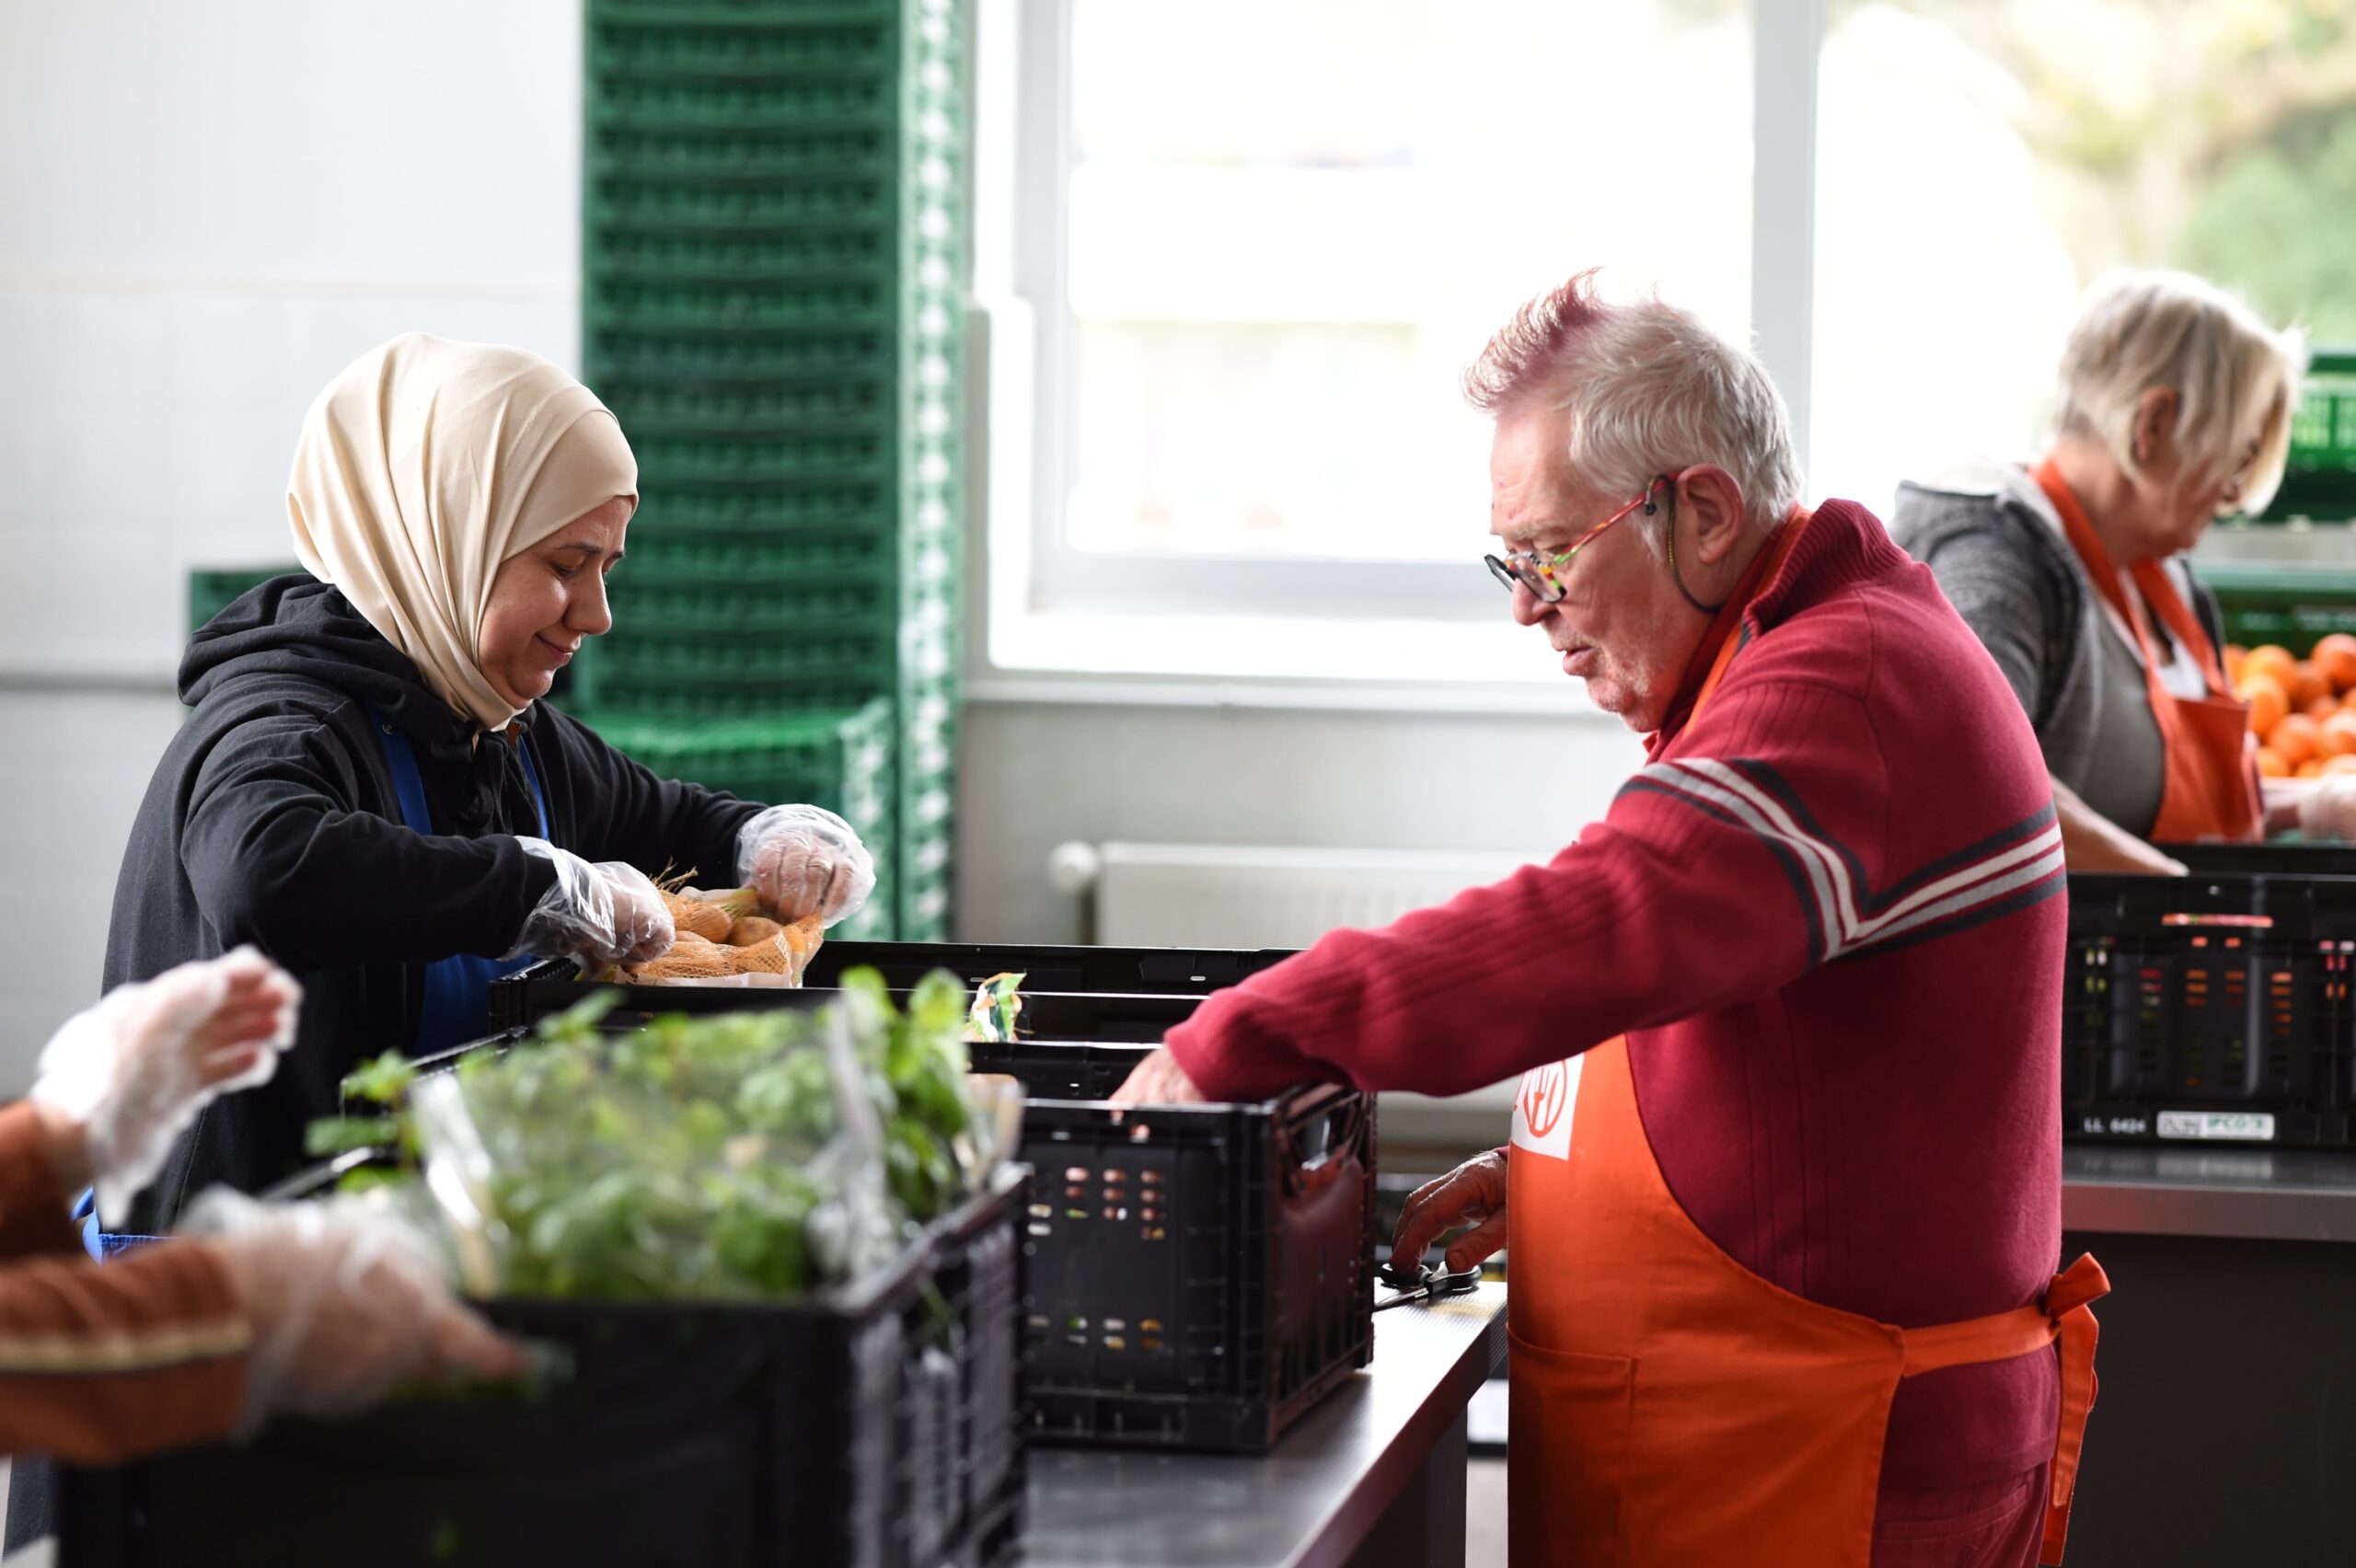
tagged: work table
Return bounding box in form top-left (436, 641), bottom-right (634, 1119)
top-left (1023, 1284), bottom-right (1508, 1568)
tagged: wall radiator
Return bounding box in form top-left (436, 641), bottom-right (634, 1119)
top-left (1047, 841), bottom-right (1541, 1148)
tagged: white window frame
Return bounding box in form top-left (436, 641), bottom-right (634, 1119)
top-left (969, 0), bottom-right (1824, 701)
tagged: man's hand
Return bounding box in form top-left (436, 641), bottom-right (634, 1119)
top-left (1391, 1150), bottom-right (1509, 1275)
top-left (1107, 1045), bottom-right (1209, 1107)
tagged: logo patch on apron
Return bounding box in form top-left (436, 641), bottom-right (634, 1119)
top-left (1510, 1055), bottom-right (1581, 1159)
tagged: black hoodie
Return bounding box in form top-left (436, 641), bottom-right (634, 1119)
top-left (108, 576), bottom-right (762, 1229)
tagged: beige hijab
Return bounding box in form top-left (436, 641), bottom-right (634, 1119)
top-left (287, 333), bottom-right (638, 732)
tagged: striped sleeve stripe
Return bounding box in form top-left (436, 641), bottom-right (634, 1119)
top-left (1631, 757), bottom-right (2064, 961)
top-left (0, 1316), bottom-right (250, 1376)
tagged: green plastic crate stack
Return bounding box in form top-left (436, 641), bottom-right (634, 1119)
top-left (2255, 350), bottom-right (2356, 522)
top-left (576, 0), bottom-right (969, 941)
top-left (189, 566), bottom-right (305, 634)
top-left (572, 700), bottom-right (898, 941)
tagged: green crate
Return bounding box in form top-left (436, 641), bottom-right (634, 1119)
top-left (2204, 560), bottom-right (2356, 652)
top-left (588, 277), bottom-right (895, 336)
top-left (189, 565), bottom-right (304, 635)
top-left (588, 179), bottom-right (894, 236)
top-left (632, 432), bottom-right (894, 487)
top-left (590, 1), bottom-right (896, 20)
top-left (591, 129), bottom-right (894, 188)
top-left (576, 700), bottom-right (900, 940)
top-left (570, 657), bottom-right (891, 721)
top-left (591, 19), bottom-right (895, 81)
top-left (572, 631), bottom-right (897, 709)
top-left (623, 529), bottom-right (894, 582)
top-left (625, 485), bottom-right (895, 536)
top-left (595, 231), bottom-right (892, 285)
top-left (591, 81), bottom-right (895, 136)
top-left (897, 865), bottom-right (949, 942)
top-left (588, 331), bottom-right (895, 386)
top-left (606, 382), bottom-right (892, 436)
top-left (576, 699), bottom-right (892, 830)
top-left (2258, 351), bottom-right (2356, 522)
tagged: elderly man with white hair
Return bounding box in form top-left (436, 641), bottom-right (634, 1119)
top-left (1114, 271), bottom-right (2104, 1568)
top-left (1894, 270), bottom-right (2310, 873)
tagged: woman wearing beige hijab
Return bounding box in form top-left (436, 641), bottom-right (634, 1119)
top-left (96, 334), bottom-right (876, 1232)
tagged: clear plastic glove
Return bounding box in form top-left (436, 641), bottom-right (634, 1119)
top-left (30, 948), bottom-right (301, 1221)
top-left (511, 837), bottom-right (674, 965)
top-left (737, 805), bottom-right (876, 928)
top-left (1389, 1150), bottom-right (1509, 1277)
top-left (2298, 776), bottom-right (2356, 841)
top-left (182, 1189), bottom-right (524, 1435)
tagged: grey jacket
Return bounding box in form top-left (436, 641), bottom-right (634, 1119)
top-left (1888, 461), bottom-right (2225, 824)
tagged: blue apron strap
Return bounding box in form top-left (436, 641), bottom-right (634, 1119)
top-left (364, 704), bottom-right (436, 837)
top-left (73, 1187), bottom-right (163, 1262)
top-left (364, 706), bottom-right (550, 1054)
top-left (516, 732), bottom-right (551, 838)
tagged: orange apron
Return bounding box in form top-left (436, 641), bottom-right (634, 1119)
top-left (2031, 458), bottom-right (2261, 843)
top-left (1506, 541), bottom-right (2108, 1568)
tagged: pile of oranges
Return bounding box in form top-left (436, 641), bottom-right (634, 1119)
top-left (2227, 633), bottom-right (2356, 778)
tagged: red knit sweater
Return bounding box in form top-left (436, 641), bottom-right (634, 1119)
top-left (1166, 500), bottom-right (2067, 1486)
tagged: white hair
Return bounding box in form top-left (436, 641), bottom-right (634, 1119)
top-left (1464, 271), bottom-right (1804, 552)
top-left (2056, 269), bottom-right (2304, 514)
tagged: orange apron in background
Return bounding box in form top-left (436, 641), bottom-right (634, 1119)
top-left (2032, 458), bottom-right (2262, 844)
top-left (1505, 559), bottom-right (2107, 1568)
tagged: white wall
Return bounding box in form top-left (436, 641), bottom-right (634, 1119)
top-left (953, 700), bottom-right (1641, 944)
top-left (0, 2), bottom-right (581, 1091)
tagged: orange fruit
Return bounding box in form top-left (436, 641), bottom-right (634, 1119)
top-left (2300, 759), bottom-right (2327, 778)
top-left (2315, 633), bottom-right (2356, 694)
top-left (2257, 745), bottom-right (2291, 778)
top-left (2327, 754), bottom-right (2356, 777)
top-left (2245, 644), bottom-right (2299, 693)
top-left (2239, 674), bottom-right (2290, 737)
top-left (2225, 643), bottom-right (2250, 686)
top-left (2323, 712), bottom-right (2356, 757)
top-left (2309, 694), bottom-right (2341, 722)
top-left (2271, 713), bottom-right (2322, 768)
top-left (2291, 661), bottom-right (2330, 709)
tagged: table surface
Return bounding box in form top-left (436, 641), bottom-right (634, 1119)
top-left (2062, 1143), bottom-right (2356, 1242)
top-left (1022, 1284), bottom-right (1509, 1568)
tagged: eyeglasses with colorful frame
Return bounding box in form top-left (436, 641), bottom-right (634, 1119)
top-left (1484, 475), bottom-right (1672, 604)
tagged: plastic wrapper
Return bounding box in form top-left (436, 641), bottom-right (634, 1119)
top-left (736, 803), bottom-right (877, 929)
top-left (511, 837), bottom-right (675, 966)
top-left (309, 968), bottom-right (1016, 1305)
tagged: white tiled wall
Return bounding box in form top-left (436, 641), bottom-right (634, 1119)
top-left (0, 2), bottom-right (584, 1091)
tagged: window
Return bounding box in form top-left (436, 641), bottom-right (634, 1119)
top-left (1810, 0), bottom-right (2356, 517)
top-left (987, 0), bottom-right (1760, 657)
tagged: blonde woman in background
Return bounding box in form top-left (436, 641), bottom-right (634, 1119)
top-left (1892, 270), bottom-right (2317, 872)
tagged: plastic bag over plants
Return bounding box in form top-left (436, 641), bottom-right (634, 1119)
top-left (311, 968), bottom-right (1016, 1305)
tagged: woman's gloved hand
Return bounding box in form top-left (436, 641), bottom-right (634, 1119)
top-left (29, 948), bottom-right (301, 1220)
top-left (2298, 775), bottom-right (2356, 841)
top-left (1388, 1150), bottom-right (1509, 1277)
top-left (182, 1190), bottom-right (524, 1435)
top-left (512, 838), bottom-right (675, 965)
top-left (737, 805), bottom-right (876, 928)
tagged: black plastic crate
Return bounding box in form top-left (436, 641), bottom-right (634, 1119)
top-left (2065, 871), bottom-right (2356, 1147)
top-left (57, 1168), bottom-right (1025, 1568)
top-left (976, 1039), bottom-right (1376, 1454)
top-left (487, 963), bottom-right (1204, 1043)
top-left (2161, 842), bottom-right (2356, 878)
top-left (806, 940), bottom-right (1295, 995)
